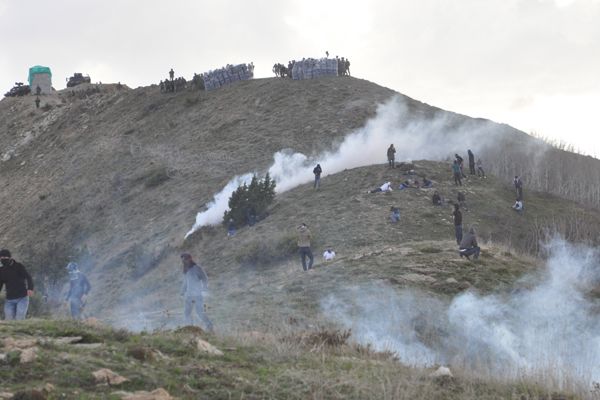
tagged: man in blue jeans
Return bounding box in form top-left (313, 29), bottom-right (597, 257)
top-left (0, 249), bottom-right (34, 320)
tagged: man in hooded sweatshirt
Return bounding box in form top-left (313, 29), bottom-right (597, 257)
top-left (0, 249), bottom-right (34, 320)
top-left (64, 262), bottom-right (91, 319)
top-left (459, 227), bottom-right (480, 260)
top-left (180, 253), bottom-right (213, 331)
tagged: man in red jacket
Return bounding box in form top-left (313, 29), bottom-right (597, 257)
top-left (0, 249), bottom-right (34, 320)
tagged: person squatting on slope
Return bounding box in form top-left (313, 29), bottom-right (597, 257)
top-left (468, 149), bottom-right (476, 175)
top-left (65, 262), bottom-right (91, 319)
top-left (369, 181), bottom-right (393, 193)
top-left (459, 227), bottom-right (480, 260)
top-left (452, 161), bottom-right (462, 186)
top-left (387, 144), bottom-right (396, 168)
top-left (297, 223), bottom-right (314, 271)
top-left (512, 199), bottom-right (524, 214)
top-left (180, 253), bottom-right (214, 331)
top-left (323, 249), bottom-right (336, 261)
top-left (313, 164), bottom-right (322, 190)
top-left (0, 249), bottom-right (34, 320)
top-left (452, 204), bottom-right (463, 245)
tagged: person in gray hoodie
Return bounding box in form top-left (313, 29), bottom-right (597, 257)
top-left (180, 253), bottom-right (213, 331)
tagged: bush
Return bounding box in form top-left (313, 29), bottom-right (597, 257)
top-left (224, 173), bottom-right (276, 228)
top-left (235, 233), bottom-right (297, 268)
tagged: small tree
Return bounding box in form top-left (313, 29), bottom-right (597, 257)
top-left (224, 173), bottom-right (276, 228)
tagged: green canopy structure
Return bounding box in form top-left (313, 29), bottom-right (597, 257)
top-left (28, 65), bottom-right (52, 86)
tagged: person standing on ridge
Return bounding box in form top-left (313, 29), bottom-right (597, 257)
top-left (297, 223), bottom-right (314, 271)
top-left (180, 253), bottom-right (214, 332)
top-left (468, 150), bottom-right (476, 175)
top-left (0, 249), bottom-right (34, 320)
top-left (313, 164), bottom-right (322, 190)
top-left (452, 204), bottom-right (463, 245)
top-left (514, 176), bottom-right (523, 200)
top-left (64, 262), bottom-right (91, 319)
top-left (387, 144), bottom-right (396, 168)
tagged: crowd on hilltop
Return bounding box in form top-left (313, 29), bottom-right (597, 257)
top-left (159, 63), bottom-right (254, 93)
top-left (273, 53), bottom-right (351, 79)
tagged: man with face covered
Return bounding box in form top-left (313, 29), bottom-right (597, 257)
top-left (64, 262), bottom-right (91, 319)
top-left (0, 249), bottom-right (34, 320)
top-left (180, 253), bottom-right (213, 332)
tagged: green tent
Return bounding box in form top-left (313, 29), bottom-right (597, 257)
top-left (28, 65), bottom-right (52, 86)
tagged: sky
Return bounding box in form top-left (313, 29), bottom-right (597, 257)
top-left (1, 0), bottom-right (599, 157)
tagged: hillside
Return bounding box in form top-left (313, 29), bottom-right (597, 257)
top-left (2, 76), bottom-right (600, 398)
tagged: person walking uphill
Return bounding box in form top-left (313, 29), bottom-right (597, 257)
top-left (0, 249), bottom-right (34, 320)
top-left (297, 223), bottom-right (314, 271)
top-left (313, 164), bottom-right (322, 190)
top-left (180, 253), bottom-right (213, 331)
top-left (64, 262), bottom-right (91, 319)
top-left (387, 144), bottom-right (396, 168)
top-left (452, 204), bottom-right (463, 245)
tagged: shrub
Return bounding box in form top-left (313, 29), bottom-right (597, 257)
top-left (235, 233), bottom-right (297, 268)
top-left (224, 173), bottom-right (276, 228)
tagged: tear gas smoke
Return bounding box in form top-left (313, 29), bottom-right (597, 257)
top-left (321, 238), bottom-right (600, 387)
top-left (186, 95), bottom-right (504, 237)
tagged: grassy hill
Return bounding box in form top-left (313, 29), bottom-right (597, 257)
top-left (2, 76), bottom-right (600, 398)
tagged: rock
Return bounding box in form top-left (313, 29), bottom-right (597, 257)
top-left (73, 343), bottom-right (103, 350)
top-left (49, 337), bottom-right (82, 345)
top-left (196, 338), bottom-right (224, 356)
top-left (0, 392), bottom-right (14, 400)
top-left (92, 368), bottom-right (129, 385)
top-left (3, 337), bottom-right (37, 350)
top-left (113, 389), bottom-right (174, 400)
top-left (83, 317), bottom-right (102, 328)
top-left (11, 389), bottom-right (46, 399)
top-left (20, 347), bottom-right (38, 363)
top-left (430, 366), bottom-right (453, 378)
top-left (445, 278), bottom-right (459, 284)
top-left (42, 383), bottom-right (55, 393)
top-left (0, 353), bottom-right (6, 362)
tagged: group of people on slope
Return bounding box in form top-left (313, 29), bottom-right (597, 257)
top-left (452, 150), bottom-right (486, 186)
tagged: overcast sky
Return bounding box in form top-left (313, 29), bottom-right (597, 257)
top-left (1, 0), bottom-right (599, 156)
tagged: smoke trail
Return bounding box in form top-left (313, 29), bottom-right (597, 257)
top-left (186, 95), bottom-right (505, 236)
top-left (322, 237), bottom-right (600, 386)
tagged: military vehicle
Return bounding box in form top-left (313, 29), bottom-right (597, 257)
top-left (66, 73), bottom-right (91, 88)
top-left (4, 82), bottom-right (31, 97)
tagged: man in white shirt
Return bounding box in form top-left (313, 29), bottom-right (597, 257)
top-left (323, 249), bottom-right (336, 261)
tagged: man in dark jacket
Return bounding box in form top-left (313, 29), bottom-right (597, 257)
top-left (468, 150), bottom-right (476, 175)
top-left (387, 144), bottom-right (396, 168)
top-left (0, 249), bottom-right (34, 320)
top-left (452, 204), bottom-right (463, 245)
top-left (65, 262), bottom-right (91, 319)
top-left (459, 227), bottom-right (480, 260)
top-left (313, 164), bottom-right (322, 190)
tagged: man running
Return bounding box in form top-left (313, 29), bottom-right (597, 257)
top-left (0, 249), bottom-right (34, 320)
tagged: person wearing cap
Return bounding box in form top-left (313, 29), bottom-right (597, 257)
top-left (64, 262), bottom-right (91, 319)
top-left (0, 249), bottom-right (34, 320)
top-left (180, 253), bottom-right (213, 331)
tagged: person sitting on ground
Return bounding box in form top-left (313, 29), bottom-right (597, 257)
top-left (457, 192), bottom-right (467, 210)
top-left (413, 179), bottom-right (421, 188)
top-left (323, 249), bottom-right (336, 261)
top-left (512, 199), bottom-right (524, 214)
top-left (369, 182), bottom-right (393, 193)
top-left (432, 191), bottom-right (442, 206)
top-left (398, 180), bottom-right (411, 190)
top-left (459, 227), bottom-right (480, 260)
top-left (390, 206), bottom-right (400, 223)
top-left (422, 177), bottom-right (433, 188)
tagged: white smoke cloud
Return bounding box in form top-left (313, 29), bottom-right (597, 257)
top-left (185, 95), bottom-right (504, 237)
top-left (321, 237), bottom-right (600, 388)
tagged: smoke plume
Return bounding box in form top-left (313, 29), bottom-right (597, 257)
top-left (321, 238), bottom-right (600, 387)
top-left (186, 95), bottom-right (504, 237)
